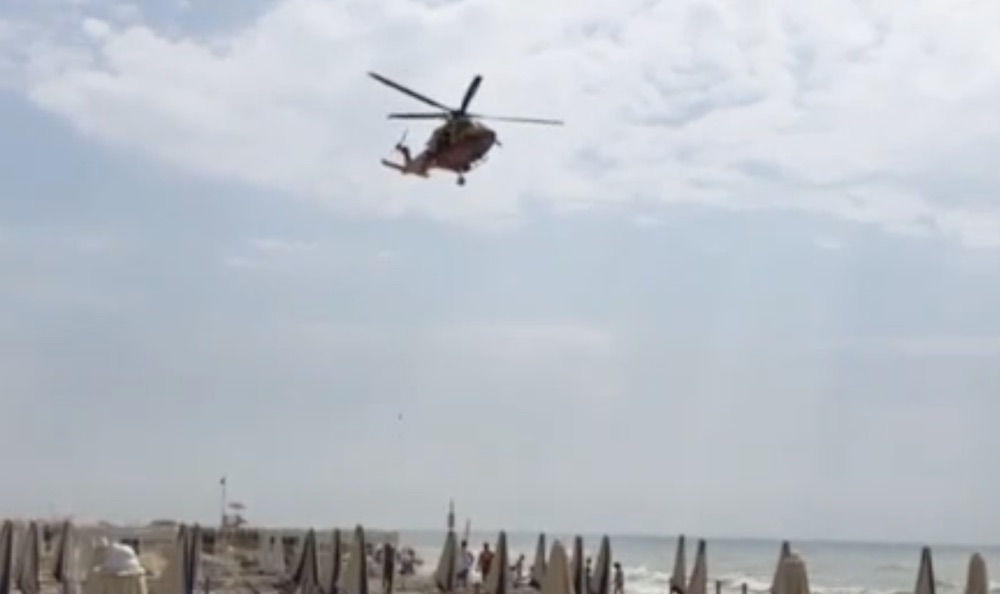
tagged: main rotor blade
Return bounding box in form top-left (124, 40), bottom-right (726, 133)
top-left (388, 112), bottom-right (450, 120)
top-left (459, 75), bottom-right (483, 114)
top-left (469, 113), bottom-right (564, 125)
top-left (368, 72), bottom-right (452, 112)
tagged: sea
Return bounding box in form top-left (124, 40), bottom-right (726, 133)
top-left (397, 531), bottom-right (1000, 594)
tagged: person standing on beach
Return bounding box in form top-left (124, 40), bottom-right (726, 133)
top-left (513, 554), bottom-right (526, 586)
top-left (458, 540), bottom-right (474, 587)
top-left (478, 542), bottom-right (494, 582)
top-left (381, 542), bottom-right (396, 594)
top-left (585, 558), bottom-right (593, 593)
top-left (613, 562), bottom-right (624, 594)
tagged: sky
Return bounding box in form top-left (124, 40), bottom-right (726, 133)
top-left (1, 0), bottom-right (1000, 545)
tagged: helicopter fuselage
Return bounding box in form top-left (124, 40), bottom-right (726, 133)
top-left (383, 121), bottom-right (498, 185)
top-left (428, 121), bottom-right (497, 173)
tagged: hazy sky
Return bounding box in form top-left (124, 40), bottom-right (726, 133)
top-left (1, 0), bottom-right (1000, 544)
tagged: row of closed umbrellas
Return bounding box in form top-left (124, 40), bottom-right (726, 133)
top-left (433, 532), bottom-right (992, 594)
top-left (432, 531), bottom-right (617, 594)
top-left (665, 536), bottom-right (990, 594)
top-left (0, 521), bottom-right (207, 594)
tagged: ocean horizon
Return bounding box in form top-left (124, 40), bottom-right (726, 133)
top-left (398, 529), bottom-right (1000, 549)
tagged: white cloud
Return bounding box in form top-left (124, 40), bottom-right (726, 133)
top-left (855, 335), bottom-right (1000, 358)
top-left (3, 0), bottom-right (1000, 244)
top-left (813, 236), bottom-right (843, 251)
top-left (223, 236), bottom-right (400, 271)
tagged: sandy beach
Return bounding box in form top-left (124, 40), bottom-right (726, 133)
top-left (2, 520), bottom-right (997, 594)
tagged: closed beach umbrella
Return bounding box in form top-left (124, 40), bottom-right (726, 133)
top-left (773, 553), bottom-right (811, 594)
top-left (669, 536), bottom-right (686, 594)
top-left (530, 534), bottom-right (546, 589)
top-left (770, 542), bottom-right (792, 594)
top-left (340, 526), bottom-right (369, 594)
top-left (52, 521), bottom-right (74, 587)
top-left (16, 521), bottom-right (40, 594)
top-left (326, 530), bottom-right (343, 594)
top-left (292, 530), bottom-right (322, 594)
top-left (484, 532), bottom-right (510, 594)
top-left (1, 520), bottom-right (14, 594)
top-left (183, 524), bottom-right (202, 594)
top-left (541, 542), bottom-right (572, 594)
top-left (964, 553), bottom-right (988, 594)
top-left (433, 530), bottom-right (458, 592)
top-left (915, 547), bottom-right (935, 594)
top-left (590, 536), bottom-right (611, 594)
top-left (571, 537), bottom-right (585, 594)
top-left (686, 540), bottom-right (707, 594)
top-left (162, 525), bottom-right (188, 594)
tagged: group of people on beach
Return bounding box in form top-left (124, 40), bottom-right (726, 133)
top-left (455, 540), bottom-right (626, 594)
top-left (368, 537), bottom-right (626, 594)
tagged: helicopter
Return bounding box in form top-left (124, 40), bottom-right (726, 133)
top-left (368, 71), bottom-right (564, 186)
